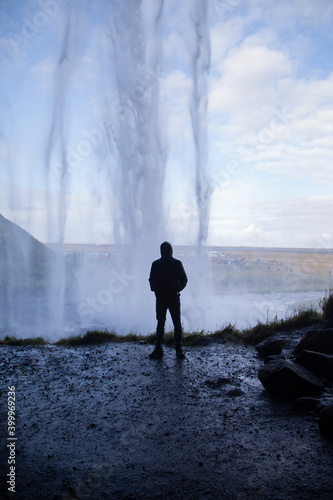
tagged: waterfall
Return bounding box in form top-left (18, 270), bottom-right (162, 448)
top-left (1, 0), bottom-right (212, 338)
top-left (189, 0), bottom-right (211, 248)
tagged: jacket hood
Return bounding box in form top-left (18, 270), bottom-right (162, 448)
top-left (160, 241), bottom-right (173, 259)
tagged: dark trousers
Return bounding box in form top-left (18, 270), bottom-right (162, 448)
top-left (155, 293), bottom-right (183, 348)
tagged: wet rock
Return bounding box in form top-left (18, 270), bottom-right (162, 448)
top-left (205, 377), bottom-right (231, 388)
top-left (264, 354), bottom-right (285, 364)
top-left (227, 388), bottom-right (245, 397)
top-left (294, 350), bottom-right (333, 381)
top-left (258, 359), bottom-right (324, 398)
top-left (293, 397), bottom-right (320, 411)
top-left (293, 328), bottom-right (333, 355)
top-left (319, 405), bottom-right (333, 437)
top-left (256, 340), bottom-right (282, 358)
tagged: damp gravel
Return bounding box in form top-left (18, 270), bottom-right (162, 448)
top-left (1, 341), bottom-right (332, 499)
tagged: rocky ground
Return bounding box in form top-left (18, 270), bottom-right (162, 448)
top-left (1, 335), bottom-right (332, 500)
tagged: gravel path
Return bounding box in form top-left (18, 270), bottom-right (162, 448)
top-left (1, 341), bottom-right (332, 499)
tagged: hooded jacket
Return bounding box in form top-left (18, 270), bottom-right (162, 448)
top-left (149, 242), bottom-right (188, 296)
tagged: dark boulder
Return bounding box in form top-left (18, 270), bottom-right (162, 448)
top-left (293, 328), bottom-right (333, 355)
top-left (293, 397), bottom-right (320, 411)
top-left (319, 405), bottom-right (333, 437)
top-left (256, 340), bottom-right (283, 358)
top-left (258, 359), bottom-right (324, 398)
top-left (295, 350), bottom-right (333, 380)
top-left (264, 354), bottom-right (285, 364)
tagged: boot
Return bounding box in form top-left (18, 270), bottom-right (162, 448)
top-left (176, 346), bottom-right (185, 359)
top-left (149, 346), bottom-right (163, 359)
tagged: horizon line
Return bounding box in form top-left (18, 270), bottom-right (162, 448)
top-left (43, 242), bottom-right (333, 252)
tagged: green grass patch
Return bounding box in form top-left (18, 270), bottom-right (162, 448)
top-left (55, 329), bottom-right (156, 346)
top-left (320, 288), bottom-right (333, 325)
top-left (210, 324), bottom-right (243, 343)
top-left (0, 335), bottom-right (49, 346)
top-left (53, 327), bottom-right (244, 347)
top-left (164, 325), bottom-right (244, 346)
top-left (55, 330), bottom-right (118, 346)
top-left (182, 331), bottom-right (206, 346)
top-left (240, 306), bottom-right (322, 345)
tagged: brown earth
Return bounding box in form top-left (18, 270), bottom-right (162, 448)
top-left (1, 338), bottom-right (333, 500)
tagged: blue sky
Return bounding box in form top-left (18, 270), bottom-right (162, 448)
top-left (1, 0), bottom-right (333, 248)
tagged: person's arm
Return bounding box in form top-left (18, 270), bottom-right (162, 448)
top-left (175, 262), bottom-right (187, 291)
top-left (149, 262), bottom-right (157, 291)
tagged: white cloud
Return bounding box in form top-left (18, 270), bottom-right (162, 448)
top-left (210, 16), bottom-right (245, 65)
top-left (2, 0), bottom-right (333, 249)
top-left (208, 173), bottom-right (333, 247)
top-left (209, 43), bottom-right (293, 133)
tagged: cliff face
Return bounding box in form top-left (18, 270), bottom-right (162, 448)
top-left (0, 214), bottom-right (54, 329)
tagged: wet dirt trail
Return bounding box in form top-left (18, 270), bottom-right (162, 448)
top-left (1, 341), bottom-right (333, 499)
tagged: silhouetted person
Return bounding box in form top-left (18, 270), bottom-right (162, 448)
top-left (149, 241), bottom-right (188, 359)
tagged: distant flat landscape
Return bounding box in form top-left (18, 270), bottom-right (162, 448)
top-left (45, 243), bottom-right (333, 257)
top-left (45, 244), bottom-right (333, 294)
top-left (207, 246), bottom-right (333, 293)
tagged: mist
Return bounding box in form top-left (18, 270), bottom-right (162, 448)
top-left (1, 0), bottom-right (216, 339)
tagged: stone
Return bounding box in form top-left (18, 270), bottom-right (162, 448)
top-left (255, 340), bottom-right (283, 358)
top-left (205, 377), bottom-right (231, 388)
top-left (264, 354), bottom-right (285, 364)
top-left (258, 359), bottom-right (324, 398)
top-left (293, 328), bottom-right (333, 355)
top-left (319, 405), bottom-right (333, 437)
top-left (293, 397), bottom-right (320, 411)
top-left (295, 350), bottom-right (333, 380)
top-left (227, 388), bottom-right (245, 397)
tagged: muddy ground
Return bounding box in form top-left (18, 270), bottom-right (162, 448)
top-left (1, 337), bottom-right (333, 500)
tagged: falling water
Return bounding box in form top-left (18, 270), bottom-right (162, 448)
top-left (91, 0), bottom-right (169, 332)
top-left (183, 0), bottom-right (213, 331)
top-left (189, 0), bottom-right (211, 247)
top-left (0, 0), bottom-right (212, 338)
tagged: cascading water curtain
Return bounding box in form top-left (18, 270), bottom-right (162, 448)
top-left (189, 0), bottom-right (211, 248)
